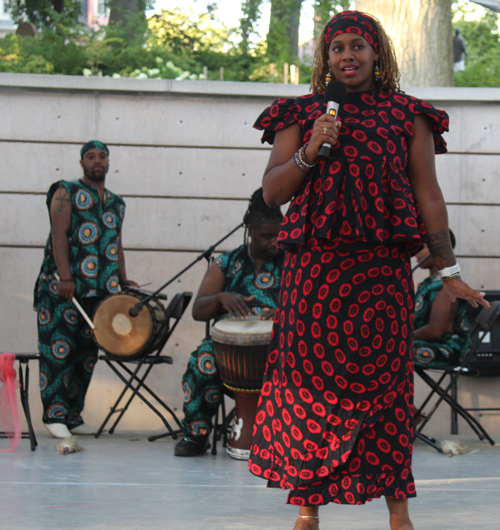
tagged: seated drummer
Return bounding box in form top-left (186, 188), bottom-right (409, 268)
top-left (414, 230), bottom-right (470, 369)
top-left (174, 188), bottom-right (284, 457)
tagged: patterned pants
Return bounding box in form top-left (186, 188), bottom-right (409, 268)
top-left (37, 292), bottom-right (101, 427)
top-left (181, 337), bottom-right (223, 441)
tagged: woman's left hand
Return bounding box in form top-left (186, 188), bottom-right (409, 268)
top-left (441, 278), bottom-right (490, 308)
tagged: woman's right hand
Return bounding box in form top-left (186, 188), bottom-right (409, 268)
top-left (305, 113), bottom-right (342, 162)
top-left (218, 292), bottom-right (254, 319)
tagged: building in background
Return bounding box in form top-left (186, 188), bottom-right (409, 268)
top-left (0, 0), bottom-right (16, 38)
top-left (80, 0), bottom-right (110, 29)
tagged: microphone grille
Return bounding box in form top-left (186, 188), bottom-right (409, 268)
top-left (325, 80), bottom-right (347, 105)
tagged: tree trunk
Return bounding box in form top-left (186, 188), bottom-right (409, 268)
top-left (51, 0), bottom-right (65, 13)
top-left (356, 0), bottom-right (453, 86)
top-left (267, 0), bottom-right (303, 62)
top-left (107, 0), bottom-right (146, 41)
top-left (108, 0), bottom-right (138, 26)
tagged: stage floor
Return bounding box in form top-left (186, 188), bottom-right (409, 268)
top-left (1, 430), bottom-right (499, 530)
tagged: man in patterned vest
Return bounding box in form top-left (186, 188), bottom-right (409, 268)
top-left (34, 141), bottom-right (137, 439)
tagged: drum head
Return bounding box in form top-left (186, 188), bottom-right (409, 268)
top-left (211, 315), bottom-right (273, 346)
top-left (93, 294), bottom-right (153, 356)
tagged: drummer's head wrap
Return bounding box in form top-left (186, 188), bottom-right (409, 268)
top-left (80, 140), bottom-right (109, 159)
top-left (324, 11), bottom-right (379, 54)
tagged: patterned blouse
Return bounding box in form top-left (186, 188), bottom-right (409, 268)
top-left (34, 179), bottom-right (125, 306)
top-left (213, 244), bottom-right (283, 321)
top-left (254, 91), bottom-right (449, 255)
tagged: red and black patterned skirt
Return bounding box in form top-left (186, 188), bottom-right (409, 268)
top-left (248, 241), bottom-right (417, 505)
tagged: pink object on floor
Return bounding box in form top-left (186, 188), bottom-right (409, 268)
top-left (0, 353), bottom-right (21, 452)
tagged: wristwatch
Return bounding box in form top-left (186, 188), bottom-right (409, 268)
top-left (438, 263), bottom-right (460, 279)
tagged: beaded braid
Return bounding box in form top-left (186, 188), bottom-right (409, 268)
top-left (243, 188), bottom-right (283, 246)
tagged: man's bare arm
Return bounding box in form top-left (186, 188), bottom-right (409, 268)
top-left (50, 186), bottom-right (74, 300)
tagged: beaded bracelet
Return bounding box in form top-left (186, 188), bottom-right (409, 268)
top-left (293, 145), bottom-right (317, 172)
top-left (293, 151), bottom-right (309, 173)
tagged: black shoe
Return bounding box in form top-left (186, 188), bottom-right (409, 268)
top-left (174, 437), bottom-right (210, 457)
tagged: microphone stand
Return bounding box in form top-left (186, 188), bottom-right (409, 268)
top-left (129, 223), bottom-right (244, 316)
top-left (411, 253), bottom-right (431, 273)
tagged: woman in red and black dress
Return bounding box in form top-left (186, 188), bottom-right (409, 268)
top-left (248, 10), bottom-right (488, 530)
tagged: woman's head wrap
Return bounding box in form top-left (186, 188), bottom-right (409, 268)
top-left (324, 11), bottom-right (379, 55)
top-left (80, 140), bottom-right (109, 160)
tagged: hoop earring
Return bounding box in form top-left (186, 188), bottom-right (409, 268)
top-left (326, 71), bottom-right (332, 85)
top-left (374, 60), bottom-right (381, 82)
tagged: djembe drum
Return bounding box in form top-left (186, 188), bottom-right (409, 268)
top-left (212, 315), bottom-right (273, 460)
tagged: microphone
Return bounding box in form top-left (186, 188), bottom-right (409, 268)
top-left (318, 80), bottom-right (347, 157)
top-left (129, 302), bottom-right (144, 317)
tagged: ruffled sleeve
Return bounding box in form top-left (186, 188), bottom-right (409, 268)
top-left (409, 97), bottom-right (450, 154)
top-left (253, 97), bottom-right (300, 145)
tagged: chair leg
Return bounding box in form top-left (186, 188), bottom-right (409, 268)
top-left (211, 403), bottom-right (219, 455)
top-left (95, 360), bottom-right (145, 437)
top-left (18, 361), bottom-right (37, 451)
top-left (414, 431), bottom-right (443, 453)
top-left (417, 370), bottom-right (495, 445)
top-left (451, 377), bottom-right (458, 435)
top-left (97, 358), bottom-right (182, 440)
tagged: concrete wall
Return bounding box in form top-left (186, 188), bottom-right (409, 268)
top-left (1, 73), bottom-right (499, 440)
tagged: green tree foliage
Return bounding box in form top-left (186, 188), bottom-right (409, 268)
top-left (313, 0), bottom-right (351, 37)
top-left (453, 4), bottom-right (500, 87)
top-left (5, 0), bottom-right (80, 28)
top-left (0, 0), bottom-right (356, 84)
top-left (0, 6), bottom-right (267, 81)
top-left (0, 10), bottom-right (87, 74)
top-left (240, 0), bottom-right (263, 55)
top-left (148, 8), bottom-right (265, 81)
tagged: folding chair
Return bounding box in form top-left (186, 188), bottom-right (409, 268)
top-left (0, 353), bottom-right (39, 451)
top-left (414, 301), bottom-right (500, 449)
top-left (95, 291), bottom-right (192, 442)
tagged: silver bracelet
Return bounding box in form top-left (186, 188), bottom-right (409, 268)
top-left (438, 263), bottom-right (460, 279)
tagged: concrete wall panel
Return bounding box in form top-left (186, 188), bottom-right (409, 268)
top-left (0, 194), bottom-right (249, 251)
top-left (0, 89), bottom-right (274, 148)
top-left (448, 205), bottom-right (500, 259)
top-left (0, 90), bottom-right (97, 143)
top-left (436, 154), bottom-right (500, 205)
top-left (0, 141), bottom-right (271, 197)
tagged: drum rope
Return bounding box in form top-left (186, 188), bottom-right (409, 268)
top-left (223, 383), bottom-right (262, 394)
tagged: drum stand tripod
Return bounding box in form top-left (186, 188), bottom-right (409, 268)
top-left (96, 223), bottom-right (243, 441)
